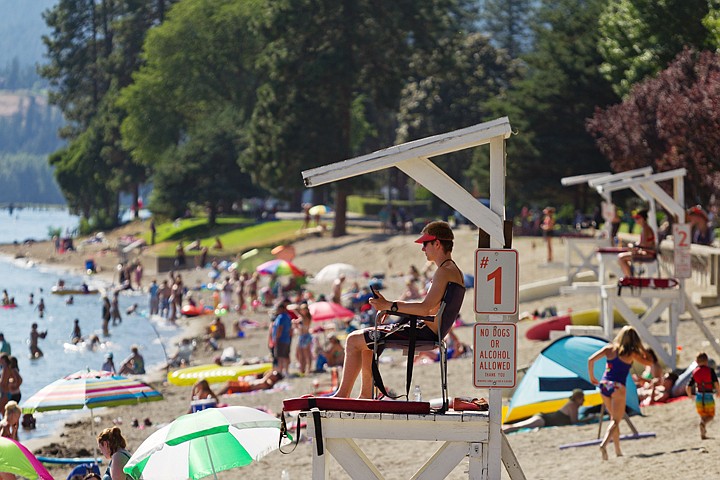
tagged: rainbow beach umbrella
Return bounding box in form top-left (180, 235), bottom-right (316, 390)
top-left (0, 437), bottom-right (53, 480)
top-left (21, 369), bottom-right (163, 413)
top-left (22, 369), bottom-right (163, 462)
top-left (256, 259), bottom-right (304, 277)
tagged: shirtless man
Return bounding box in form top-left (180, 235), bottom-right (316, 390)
top-left (29, 323), bottom-right (47, 358)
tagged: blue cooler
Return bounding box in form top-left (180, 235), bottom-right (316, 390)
top-left (190, 398), bottom-right (217, 413)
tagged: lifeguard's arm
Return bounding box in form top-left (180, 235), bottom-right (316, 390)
top-left (587, 346), bottom-right (611, 384)
top-left (369, 267), bottom-right (453, 317)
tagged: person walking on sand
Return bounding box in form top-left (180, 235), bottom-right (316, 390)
top-left (588, 326), bottom-right (653, 460)
top-left (29, 323), bottom-right (47, 359)
top-left (686, 351), bottom-right (720, 439)
top-left (334, 221), bottom-right (464, 399)
top-left (271, 299), bottom-right (293, 377)
top-left (541, 207), bottom-right (555, 263)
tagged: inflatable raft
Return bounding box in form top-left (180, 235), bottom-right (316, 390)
top-left (526, 307), bottom-right (645, 341)
top-left (167, 362), bottom-right (273, 386)
top-left (180, 304), bottom-right (212, 317)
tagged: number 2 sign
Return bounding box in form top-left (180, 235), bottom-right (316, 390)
top-left (474, 249), bottom-right (519, 314)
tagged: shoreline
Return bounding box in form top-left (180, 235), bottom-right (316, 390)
top-left (8, 227), bottom-right (720, 479)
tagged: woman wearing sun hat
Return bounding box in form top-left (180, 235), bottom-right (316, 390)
top-left (332, 221), bottom-right (464, 399)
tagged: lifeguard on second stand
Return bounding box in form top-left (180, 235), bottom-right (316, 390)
top-left (617, 209), bottom-right (656, 278)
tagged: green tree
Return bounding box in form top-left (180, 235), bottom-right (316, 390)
top-left (598, 0), bottom-right (713, 97)
top-left (41, 0), bottom-right (173, 224)
top-left (150, 109), bottom-right (262, 225)
top-left (497, 0), bottom-right (618, 210)
top-left (396, 32), bottom-right (519, 198)
top-left (245, 0), bottom-right (478, 237)
top-left (119, 0), bottom-right (263, 224)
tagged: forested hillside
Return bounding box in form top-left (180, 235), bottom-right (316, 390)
top-left (0, 153), bottom-right (63, 204)
top-left (0, 0), bottom-right (66, 205)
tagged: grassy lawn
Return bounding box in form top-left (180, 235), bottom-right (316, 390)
top-left (151, 218), bottom-right (307, 257)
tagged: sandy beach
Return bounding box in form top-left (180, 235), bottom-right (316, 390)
top-left (5, 222), bottom-right (720, 479)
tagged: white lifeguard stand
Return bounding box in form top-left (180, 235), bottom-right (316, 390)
top-left (302, 117), bottom-right (523, 479)
top-left (560, 168), bottom-right (720, 369)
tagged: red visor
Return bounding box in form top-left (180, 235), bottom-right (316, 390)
top-left (414, 233), bottom-right (452, 244)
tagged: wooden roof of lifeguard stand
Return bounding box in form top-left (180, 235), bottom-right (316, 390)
top-left (303, 117), bottom-right (511, 244)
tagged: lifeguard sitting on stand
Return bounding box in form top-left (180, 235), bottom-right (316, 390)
top-left (618, 209), bottom-right (656, 278)
top-left (332, 221), bottom-right (464, 399)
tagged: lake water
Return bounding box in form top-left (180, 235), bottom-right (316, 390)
top-left (0, 208), bottom-right (180, 444)
top-left (0, 207), bottom-right (81, 244)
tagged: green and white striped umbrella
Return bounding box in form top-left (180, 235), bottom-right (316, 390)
top-left (124, 406), bottom-right (285, 480)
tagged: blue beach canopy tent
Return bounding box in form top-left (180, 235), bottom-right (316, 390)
top-left (503, 335), bottom-right (641, 423)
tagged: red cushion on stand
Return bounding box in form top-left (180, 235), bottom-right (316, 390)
top-left (283, 396), bottom-right (431, 414)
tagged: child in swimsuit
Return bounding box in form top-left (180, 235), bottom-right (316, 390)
top-left (686, 352), bottom-right (719, 439)
top-left (588, 326), bottom-right (652, 460)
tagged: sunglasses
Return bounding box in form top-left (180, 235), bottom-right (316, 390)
top-left (422, 239), bottom-right (436, 248)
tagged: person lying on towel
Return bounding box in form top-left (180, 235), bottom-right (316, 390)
top-left (217, 370), bottom-right (284, 395)
top-left (502, 389), bottom-right (586, 434)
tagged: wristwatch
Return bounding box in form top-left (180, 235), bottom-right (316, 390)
top-left (391, 302), bottom-right (398, 313)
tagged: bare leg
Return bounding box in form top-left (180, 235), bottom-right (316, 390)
top-left (333, 331), bottom-right (368, 398)
top-left (546, 238), bottom-right (553, 262)
top-left (502, 415), bottom-right (546, 434)
top-left (618, 252), bottom-right (632, 277)
top-left (600, 385), bottom-right (626, 459)
top-left (358, 349), bottom-right (374, 399)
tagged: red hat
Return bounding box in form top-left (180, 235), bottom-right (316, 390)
top-left (688, 205), bottom-right (708, 221)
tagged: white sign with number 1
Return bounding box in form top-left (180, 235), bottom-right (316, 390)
top-left (474, 249), bottom-right (519, 314)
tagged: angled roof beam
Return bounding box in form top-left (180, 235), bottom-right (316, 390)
top-left (596, 169), bottom-right (686, 195)
top-left (302, 117), bottom-right (511, 188)
top-left (588, 166), bottom-right (653, 189)
top-left (560, 172), bottom-right (610, 187)
top-left (396, 157), bottom-right (505, 240)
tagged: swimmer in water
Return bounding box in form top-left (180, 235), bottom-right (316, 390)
top-left (29, 323), bottom-right (47, 358)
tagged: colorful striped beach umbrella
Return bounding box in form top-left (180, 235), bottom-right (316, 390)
top-left (255, 259), bottom-right (304, 277)
top-left (21, 369), bottom-right (163, 413)
top-left (124, 406), bottom-right (286, 480)
top-left (0, 437), bottom-right (53, 480)
top-left (22, 370), bottom-right (164, 465)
